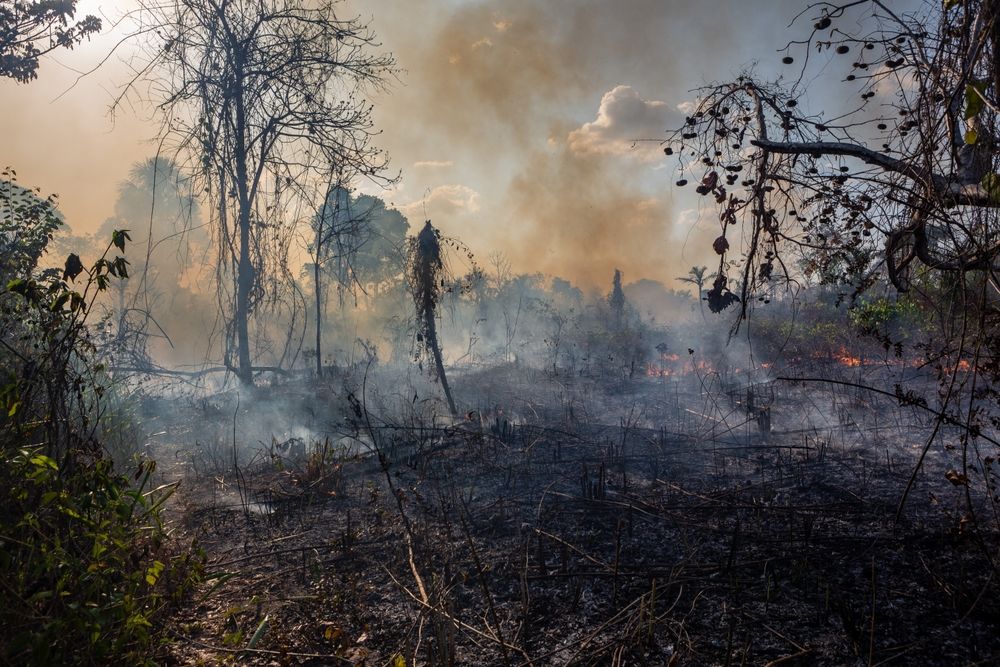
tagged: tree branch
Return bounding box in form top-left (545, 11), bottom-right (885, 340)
top-left (752, 138), bottom-right (1000, 208)
top-left (751, 138), bottom-right (933, 185)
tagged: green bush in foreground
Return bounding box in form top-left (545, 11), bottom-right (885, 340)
top-left (0, 192), bottom-right (203, 664)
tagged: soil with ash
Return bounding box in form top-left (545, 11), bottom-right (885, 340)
top-left (145, 363), bottom-right (1000, 666)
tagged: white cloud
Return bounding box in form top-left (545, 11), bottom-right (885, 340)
top-left (413, 160), bottom-right (454, 169)
top-left (400, 184), bottom-right (481, 221)
top-left (568, 86), bottom-right (673, 161)
top-left (675, 99), bottom-right (698, 115)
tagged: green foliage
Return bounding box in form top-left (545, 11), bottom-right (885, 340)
top-left (311, 186), bottom-right (409, 297)
top-left (1, 169), bottom-right (64, 283)
top-left (964, 81), bottom-right (986, 121)
top-left (849, 296), bottom-right (920, 338)
top-left (0, 227), bottom-right (203, 664)
top-left (0, 0), bottom-right (101, 83)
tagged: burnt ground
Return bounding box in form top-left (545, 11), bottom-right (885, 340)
top-left (144, 362), bottom-right (1000, 666)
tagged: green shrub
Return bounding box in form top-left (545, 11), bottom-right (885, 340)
top-left (0, 216), bottom-right (203, 664)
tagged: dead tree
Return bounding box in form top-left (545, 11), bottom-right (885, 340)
top-left (409, 220), bottom-right (457, 417)
top-left (127, 0), bottom-right (396, 384)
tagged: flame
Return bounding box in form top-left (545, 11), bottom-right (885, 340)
top-left (836, 348), bottom-right (863, 367)
top-left (645, 356), bottom-right (728, 378)
top-left (941, 359), bottom-right (973, 375)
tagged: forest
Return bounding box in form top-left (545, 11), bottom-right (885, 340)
top-left (3, 0), bottom-right (1000, 664)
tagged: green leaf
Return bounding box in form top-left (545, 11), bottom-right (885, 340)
top-left (964, 82), bottom-right (986, 120)
top-left (70, 292), bottom-right (86, 312)
top-left (29, 454), bottom-right (58, 470)
top-left (49, 291), bottom-right (71, 312)
top-left (146, 560), bottom-right (166, 585)
top-left (965, 129), bottom-right (978, 145)
top-left (247, 615), bottom-right (270, 649)
top-left (111, 229), bottom-right (130, 253)
top-left (126, 613), bottom-right (152, 630)
top-left (981, 173), bottom-right (1000, 202)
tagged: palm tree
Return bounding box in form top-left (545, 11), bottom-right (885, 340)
top-left (677, 266), bottom-right (712, 321)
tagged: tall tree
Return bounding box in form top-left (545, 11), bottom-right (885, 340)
top-left (132, 0), bottom-right (396, 384)
top-left (310, 179), bottom-right (363, 376)
top-left (95, 157), bottom-right (203, 368)
top-left (409, 221), bottom-right (457, 417)
top-left (309, 183), bottom-right (408, 375)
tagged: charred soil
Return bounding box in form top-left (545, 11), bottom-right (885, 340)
top-left (146, 363), bottom-right (1000, 666)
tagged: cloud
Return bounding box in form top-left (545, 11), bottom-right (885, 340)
top-left (399, 184), bottom-right (481, 222)
top-left (413, 160), bottom-right (454, 169)
top-left (567, 85), bottom-right (673, 161)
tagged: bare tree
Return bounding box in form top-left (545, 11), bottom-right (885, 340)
top-left (665, 0), bottom-right (1000, 321)
top-left (129, 0), bottom-right (396, 384)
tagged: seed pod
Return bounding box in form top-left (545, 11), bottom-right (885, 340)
top-left (713, 235), bottom-right (730, 255)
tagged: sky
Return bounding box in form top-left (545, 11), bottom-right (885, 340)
top-left (0, 0), bottom-right (816, 290)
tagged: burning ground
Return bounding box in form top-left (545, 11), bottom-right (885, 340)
top-left (140, 346), bottom-right (1000, 666)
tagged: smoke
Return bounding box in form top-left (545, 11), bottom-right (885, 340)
top-left (365, 0), bottom-right (809, 289)
top-left (5, 0), bottom-right (811, 299)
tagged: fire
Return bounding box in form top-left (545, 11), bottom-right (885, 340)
top-left (646, 363), bottom-right (673, 378)
top-left (836, 348), bottom-right (863, 367)
top-left (645, 355), bottom-right (733, 378)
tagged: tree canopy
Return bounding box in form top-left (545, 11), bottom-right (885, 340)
top-left (0, 0), bottom-right (100, 82)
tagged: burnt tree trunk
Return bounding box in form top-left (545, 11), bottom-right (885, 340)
top-left (413, 221), bottom-right (457, 417)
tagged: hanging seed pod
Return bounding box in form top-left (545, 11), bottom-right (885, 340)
top-left (713, 235), bottom-right (730, 255)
